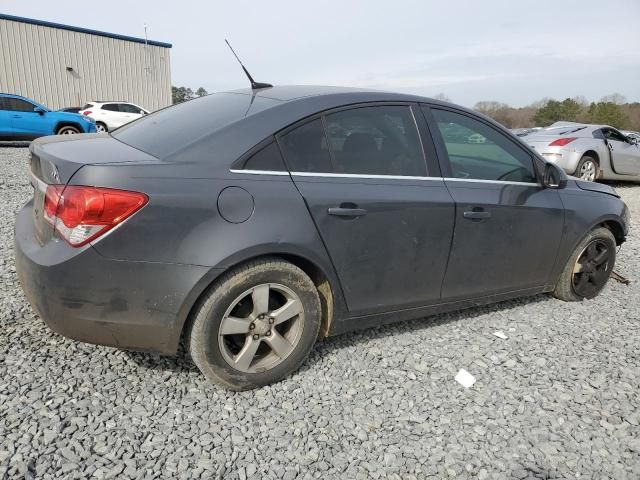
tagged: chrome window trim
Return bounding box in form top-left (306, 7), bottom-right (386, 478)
top-left (229, 169), bottom-right (289, 176)
top-left (443, 177), bottom-right (541, 187)
top-left (291, 172), bottom-right (443, 181)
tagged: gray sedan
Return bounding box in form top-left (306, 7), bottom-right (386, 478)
top-left (15, 87), bottom-right (630, 389)
top-left (526, 122), bottom-right (640, 182)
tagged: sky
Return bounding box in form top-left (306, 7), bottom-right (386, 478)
top-left (2, 0), bottom-right (639, 107)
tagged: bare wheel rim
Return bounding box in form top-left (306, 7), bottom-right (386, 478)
top-left (579, 160), bottom-right (596, 181)
top-left (218, 283), bottom-right (304, 374)
top-left (571, 239), bottom-right (614, 298)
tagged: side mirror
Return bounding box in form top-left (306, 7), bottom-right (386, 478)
top-left (543, 162), bottom-right (567, 189)
top-left (34, 107), bottom-right (45, 115)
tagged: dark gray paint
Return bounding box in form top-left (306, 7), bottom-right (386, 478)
top-left (15, 86), bottom-right (630, 355)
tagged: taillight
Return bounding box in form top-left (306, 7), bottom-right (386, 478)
top-left (549, 137), bottom-right (577, 147)
top-left (83, 110), bottom-right (92, 115)
top-left (43, 185), bottom-right (148, 247)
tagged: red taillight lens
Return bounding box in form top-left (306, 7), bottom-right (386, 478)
top-left (43, 185), bottom-right (148, 247)
top-left (83, 110), bottom-right (92, 115)
top-left (549, 137), bottom-right (577, 147)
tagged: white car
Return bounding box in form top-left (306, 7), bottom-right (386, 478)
top-left (81, 101), bottom-right (149, 133)
top-left (467, 133), bottom-right (486, 144)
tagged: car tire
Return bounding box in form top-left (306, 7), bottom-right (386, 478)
top-left (574, 155), bottom-right (598, 182)
top-left (56, 125), bottom-right (81, 135)
top-left (188, 257), bottom-right (321, 390)
top-left (553, 227), bottom-right (616, 302)
top-left (95, 122), bottom-right (108, 133)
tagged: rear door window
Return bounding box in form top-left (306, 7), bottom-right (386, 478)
top-left (4, 98), bottom-right (36, 112)
top-left (324, 106), bottom-right (426, 176)
top-left (279, 118), bottom-right (333, 173)
top-left (430, 108), bottom-right (537, 183)
top-left (279, 105), bottom-right (427, 176)
top-left (242, 141), bottom-right (286, 171)
top-left (101, 104), bottom-right (120, 112)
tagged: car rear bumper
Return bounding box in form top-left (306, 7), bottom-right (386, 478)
top-left (14, 200), bottom-right (216, 355)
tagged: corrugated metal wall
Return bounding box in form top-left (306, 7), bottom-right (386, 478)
top-left (0, 18), bottom-right (171, 111)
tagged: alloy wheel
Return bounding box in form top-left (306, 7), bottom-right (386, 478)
top-left (218, 283), bottom-right (304, 373)
top-left (96, 124), bottom-right (107, 133)
top-left (59, 127), bottom-right (77, 135)
top-left (579, 160), bottom-right (596, 182)
top-left (571, 240), bottom-right (614, 297)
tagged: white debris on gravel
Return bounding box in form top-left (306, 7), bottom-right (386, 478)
top-left (493, 331), bottom-right (508, 340)
top-left (1, 146), bottom-right (640, 479)
top-left (454, 369), bottom-right (476, 389)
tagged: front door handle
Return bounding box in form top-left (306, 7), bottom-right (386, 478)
top-left (463, 210), bottom-right (491, 220)
top-left (328, 207), bottom-right (367, 217)
top-left (11, 114), bottom-right (21, 118)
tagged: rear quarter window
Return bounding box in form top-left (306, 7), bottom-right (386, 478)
top-left (112, 93), bottom-right (279, 159)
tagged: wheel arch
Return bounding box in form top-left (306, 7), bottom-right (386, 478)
top-left (582, 150), bottom-right (600, 164)
top-left (54, 121), bottom-right (83, 134)
top-left (171, 250), bottom-right (341, 355)
top-left (599, 219), bottom-right (626, 245)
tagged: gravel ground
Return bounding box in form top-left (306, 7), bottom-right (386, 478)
top-left (1, 146), bottom-right (639, 479)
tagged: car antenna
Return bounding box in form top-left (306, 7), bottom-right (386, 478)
top-left (225, 39), bottom-right (273, 90)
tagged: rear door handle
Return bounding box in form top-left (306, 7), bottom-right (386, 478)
top-left (463, 210), bottom-right (491, 220)
top-left (328, 207), bottom-right (367, 217)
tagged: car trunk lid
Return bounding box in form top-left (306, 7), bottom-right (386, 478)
top-left (29, 134), bottom-right (159, 245)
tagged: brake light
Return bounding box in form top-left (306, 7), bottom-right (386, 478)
top-left (549, 137), bottom-right (577, 147)
top-left (43, 185), bottom-right (148, 247)
top-left (83, 110), bottom-right (92, 115)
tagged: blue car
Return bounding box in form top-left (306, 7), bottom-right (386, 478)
top-left (0, 93), bottom-right (96, 141)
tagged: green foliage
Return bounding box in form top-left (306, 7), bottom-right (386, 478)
top-left (195, 87), bottom-right (208, 97)
top-left (533, 98), bottom-right (581, 125)
top-left (171, 86), bottom-right (195, 104)
top-left (474, 93), bottom-right (639, 131)
top-left (587, 102), bottom-right (626, 128)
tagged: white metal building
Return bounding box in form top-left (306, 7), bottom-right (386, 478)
top-left (0, 14), bottom-right (172, 111)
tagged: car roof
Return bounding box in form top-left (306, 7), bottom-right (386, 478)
top-left (226, 84), bottom-right (436, 104)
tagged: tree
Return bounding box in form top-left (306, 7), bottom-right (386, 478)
top-left (433, 93), bottom-right (450, 102)
top-left (600, 93), bottom-right (626, 105)
top-left (171, 86), bottom-right (195, 104)
top-left (195, 87), bottom-right (208, 97)
top-left (587, 102), bottom-right (626, 128)
top-left (474, 101), bottom-right (515, 127)
top-left (533, 98), bottom-right (582, 126)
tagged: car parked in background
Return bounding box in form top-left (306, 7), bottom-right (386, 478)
top-left (0, 93), bottom-right (96, 140)
top-left (58, 107), bottom-right (82, 113)
top-left (81, 101), bottom-right (149, 132)
top-left (511, 127), bottom-right (542, 137)
top-left (526, 122), bottom-right (640, 182)
top-left (622, 130), bottom-right (640, 142)
top-left (15, 86), bottom-right (629, 390)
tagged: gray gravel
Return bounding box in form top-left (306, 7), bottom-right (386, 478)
top-left (1, 146), bottom-right (639, 479)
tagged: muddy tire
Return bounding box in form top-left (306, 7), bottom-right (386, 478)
top-left (188, 258), bottom-right (321, 390)
top-left (553, 227), bottom-right (616, 301)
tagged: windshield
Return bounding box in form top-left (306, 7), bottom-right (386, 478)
top-left (112, 93), bottom-right (280, 159)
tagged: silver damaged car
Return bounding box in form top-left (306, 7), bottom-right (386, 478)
top-left (526, 122), bottom-right (640, 182)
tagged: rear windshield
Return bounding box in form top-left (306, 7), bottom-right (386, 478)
top-left (112, 93), bottom-right (280, 159)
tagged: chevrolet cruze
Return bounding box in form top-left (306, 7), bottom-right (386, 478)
top-left (15, 86), bottom-right (629, 390)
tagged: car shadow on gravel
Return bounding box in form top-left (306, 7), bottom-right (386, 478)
top-left (124, 343), bottom-right (200, 374)
top-left (308, 294), bottom-right (551, 363)
top-left (122, 294), bottom-right (550, 375)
